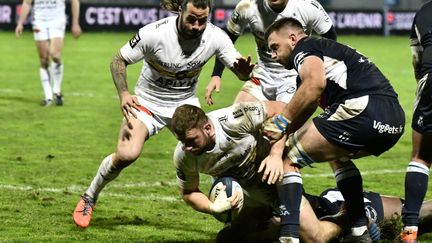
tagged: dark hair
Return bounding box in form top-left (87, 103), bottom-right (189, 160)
top-left (172, 104), bottom-right (208, 138)
top-left (161, 0), bottom-right (213, 13)
top-left (264, 17), bottom-right (304, 41)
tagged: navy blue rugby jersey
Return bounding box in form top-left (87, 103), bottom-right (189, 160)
top-left (287, 37), bottom-right (397, 107)
top-left (410, 1), bottom-right (432, 76)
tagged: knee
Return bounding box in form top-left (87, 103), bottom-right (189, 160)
top-left (115, 148), bottom-right (141, 168)
top-left (40, 59), bottom-right (49, 69)
top-left (51, 55), bottom-right (62, 65)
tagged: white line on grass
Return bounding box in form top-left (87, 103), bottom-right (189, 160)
top-left (0, 88), bottom-right (117, 99)
top-left (0, 184), bottom-right (180, 202)
top-left (0, 169), bottom-right (404, 202)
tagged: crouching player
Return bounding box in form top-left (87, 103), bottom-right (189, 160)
top-left (171, 101), bottom-right (343, 243)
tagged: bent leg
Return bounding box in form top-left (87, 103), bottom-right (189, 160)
top-left (299, 197), bottom-right (341, 243)
top-left (288, 122), bottom-right (370, 239)
top-left (85, 116), bottom-right (149, 200)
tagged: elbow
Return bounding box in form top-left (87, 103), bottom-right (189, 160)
top-left (321, 26), bottom-right (337, 41)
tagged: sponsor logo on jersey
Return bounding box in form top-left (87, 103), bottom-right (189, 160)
top-left (186, 60), bottom-right (205, 69)
top-left (233, 109), bottom-right (244, 119)
top-left (243, 105), bottom-right (261, 116)
top-left (286, 86), bottom-right (296, 94)
top-left (155, 77), bottom-right (197, 88)
top-left (155, 19), bottom-right (168, 29)
top-left (158, 61), bottom-right (181, 69)
top-left (129, 32), bottom-right (141, 48)
top-left (218, 115), bottom-right (228, 123)
top-left (373, 120), bottom-right (404, 134)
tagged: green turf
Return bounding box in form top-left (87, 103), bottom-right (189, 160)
top-left (0, 31), bottom-right (431, 242)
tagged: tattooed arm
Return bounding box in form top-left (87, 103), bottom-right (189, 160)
top-left (110, 52), bottom-right (140, 121)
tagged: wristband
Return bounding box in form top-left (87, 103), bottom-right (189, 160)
top-left (273, 114), bottom-right (290, 134)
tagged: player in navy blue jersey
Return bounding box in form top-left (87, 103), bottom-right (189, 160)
top-left (401, 1), bottom-right (432, 242)
top-left (260, 17), bottom-right (405, 243)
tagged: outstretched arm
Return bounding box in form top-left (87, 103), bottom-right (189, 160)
top-left (205, 29), bottom-right (240, 105)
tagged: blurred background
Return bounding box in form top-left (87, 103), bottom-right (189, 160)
top-left (0, 0), bottom-right (428, 35)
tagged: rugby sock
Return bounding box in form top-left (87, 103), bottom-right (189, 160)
top-left (51, 62), bottom-right (63, 94)
top-left (402, 161), bottom-right (430, 227)
top-left (39, 67), bottom-right (52, 100)
top-left (334, 163), bottom-right (368, 235)
top-left (277, 172), bottom-right (303, 238)
top-left (85, 154), bottom-right (122, 201)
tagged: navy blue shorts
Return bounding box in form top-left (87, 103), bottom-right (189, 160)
top-left (412, 73), bottom-right (432, 135)
top-left (313, 95), bottom-right (405, 156)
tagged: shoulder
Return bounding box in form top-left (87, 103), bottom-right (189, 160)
top-left (234, 0), bottom-right (253, 14)
top-left (290, 38), bottom-right (319, 66)
top-left (212, 102), bottom-right (265, 132)
top-left (138, 16), bottom-right (175, 34)
top-left (173, 142), bottom-right (187, 166)
top-left (204, 23), bottom-right (232, 41)
top-left (291, 0), bottom-right (322, 9)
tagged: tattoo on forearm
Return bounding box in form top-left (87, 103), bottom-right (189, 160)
top-left (110, 53), bottom-right (128, 95)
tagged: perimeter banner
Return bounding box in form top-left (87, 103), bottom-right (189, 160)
top-left (0, 3), bottom-right (415, 34)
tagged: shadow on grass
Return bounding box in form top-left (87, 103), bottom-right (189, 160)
top-left (0, 95), bottom-right (38, 104)
top-left (86, 215), bottom-right (217, 242)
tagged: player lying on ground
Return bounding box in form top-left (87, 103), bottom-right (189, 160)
top-left (216, 187), bottom-right (432, 242)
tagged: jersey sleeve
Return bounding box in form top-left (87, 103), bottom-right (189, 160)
top-left (119, 26), bottom-right (150, 64)
top-left (289, 38), bottom-right (323, 72)
top-left (303, 0), bottom-right (333, 35)
top-left (226, 0), bottom-right (251, 36)
top-left (410, 16), bottom-right (420, 47)
top-left (213, 27), bottom-right (242, 69)
top-left (173, 143), bottom-right (200, 192)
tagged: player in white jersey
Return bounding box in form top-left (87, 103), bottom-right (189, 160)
top-left (15, 0), bottom-right (82, 106)
top-left (72, 0), bottom-right (254, 229)
top-left (171, 101), bottom-right (342, 243)
top-left (206, 0), bottom-right (336, 106)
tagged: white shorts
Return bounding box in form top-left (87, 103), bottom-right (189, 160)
top-left (244, 66), bottom-right (297, 103)
top-left (133, 95), bottom-right (201, 137)
top-left (32, 19), bottom-right (66, 41)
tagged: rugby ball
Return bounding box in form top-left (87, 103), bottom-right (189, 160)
top-left (208, 177), bottom-right (244, 223)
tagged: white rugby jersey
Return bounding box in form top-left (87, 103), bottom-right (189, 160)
top-left (173, 102), bottom-right (272, 191)
top-left (120, 16), bottom-right (241, 107)
top-left (227, 0), bottom-right (332, 79)
top-left (33, 0), bottom-right (66, 22)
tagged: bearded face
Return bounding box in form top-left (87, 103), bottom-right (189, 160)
top-left (177, 2), bottom-right (209, 39)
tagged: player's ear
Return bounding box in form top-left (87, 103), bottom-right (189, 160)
top-left (203, 122), bottom-right (212, 135)
top-left (289, 33), bottom-right (297, 46)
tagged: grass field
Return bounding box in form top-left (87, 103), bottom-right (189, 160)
top-left (0, 31), bottom-right (431, 242)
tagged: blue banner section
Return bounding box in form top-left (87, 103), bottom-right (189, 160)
top-left (0, 3), bottom-right (414, 34)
